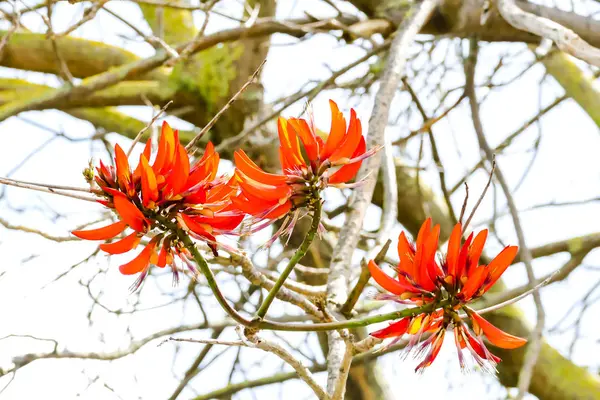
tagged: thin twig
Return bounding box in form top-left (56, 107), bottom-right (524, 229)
top-left (186, 60), bottom-right (266, 151)
top-left (0, 176), bottom-right (93, 193)
top-left (126, 100), bottom-right (172, 157)
top-left (0, 216), bottom-right (79, 242)
top-left (215, 38), bottom-right (392, 153)
top-left (0, 177), bottom-right (97, 202)
top-left (55, 0), bottom-right (108, 37)
top-left (474, 270), bottom-right (559, 316)
top-left (463, 158), bottom-right (495, 231)
top-left (450, 94), bottom-right (566, 195)
top-left (0, 5), bottom-right (20, 61)
top-left (480, 249), bottom-right (591, 310)
top-left (102, 6), bottom-right (179, 57)
top-left (403, 77), bottom-right (457, 224)
top-left (169, 331), bottom-right (331, 399)
top-left (465, 38), bottom-right (545, 399)
top-left (340, 239), bottom-right (392, 317)
top-left (458, 183), bottom-right (469, 224)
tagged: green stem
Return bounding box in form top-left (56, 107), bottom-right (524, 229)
top-left (254, 200), bottom-right (322, 321)
top-left (154, 213), bottom-right (252, 326)
top-left (154, 210), bottom-right (445, 333)
top-left (340, 239), bottom-right (392, 317)
top-left (258, 300), bottom-right (444, 332)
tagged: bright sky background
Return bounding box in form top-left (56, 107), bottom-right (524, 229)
top-left (0, 0), bottom-right (599, 399)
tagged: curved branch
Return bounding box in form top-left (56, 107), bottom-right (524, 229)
top-left (0, 31), bottom-right (167, 81)
top-left (498, 0), bottom-right (600, 67)
top-left (0, 15), bottom-right (358, 122)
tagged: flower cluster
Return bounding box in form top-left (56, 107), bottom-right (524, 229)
top-left (73, 122), bottom-right (243, 289)
top-left (73, 100), bottom-right (374, 288)
top-left (233, 100), bottom-right (376, 241)
top-left (368, 218), bottom-right (526, 371)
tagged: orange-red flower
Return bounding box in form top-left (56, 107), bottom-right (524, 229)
top-left (233, 100), bottom-right (378, 234)
top-left (73, 122), bottom-right (243, 289)
top-left (368, 218), bottom-right (526, 371)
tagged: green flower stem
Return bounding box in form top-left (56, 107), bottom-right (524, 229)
top-left (340, 239), bottom-right (392, 317)
top-left (154, 213), bottom-right (252, 327)
top-left (155, 211), bottom-right (447, 333)
top-left (253, 200), bottom-right (322, 322)
top-left (258, 300), bottom-right (445, 332)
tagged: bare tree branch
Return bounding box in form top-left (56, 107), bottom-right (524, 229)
top-left (465, 37), bottom-right (545, 399)
top-left (324, 1), bottom-right (439, 396)
top-left (498, 0), bottom-right (600, 66)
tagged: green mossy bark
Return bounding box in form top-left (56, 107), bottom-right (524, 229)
top-left (139, 0), bottom-right (197, 46)
top-left (542, 51), bottom-right (600, 129)
top-left (137, 0), bottom-right (260, 144)
top-left (0, 31), bottom-right (167, 81)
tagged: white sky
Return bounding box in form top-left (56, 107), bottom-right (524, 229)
top-left (0, 0), bottom-right (599, 399)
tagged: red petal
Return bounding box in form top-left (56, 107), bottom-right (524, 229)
top-left (72, 221), bottom-right (127, 240)
top-left (205, 177), bottom-right (235, 203)
top-left (153, 121), bottom-right (175, 173)
top-left (197, 212), bottom-right (244, 232)
top-left (446, 223), bottom-right (462, 278)
top-left (231, 193), bottom-right (274, 216)
top-left (459, 266), bottom-right (488, 301)
top-left (456, 232), bottom-right (473, 280)
top-left (110, 191), bottom-right (148, 232)
top-left (262, 200), bottom-right (292, 220)
top-left (180, 213), bottom-right (213, 236)
top-left (183, 188), bottom-right (207, 205)
top-left (370, 318), bottom-right (410, 339)
top-left (165, 143), bottom-right (190, 196)
top-left (142, 138), bottom-right (152, 160)
top-left (232, 191), bottom-right (291, 220)
top-left (328, 136), bottom-right (366, 184)
top-left (397, 231), bottom-right (416, 278)
top-left (471, 312), bottom-right (527, 349)
top-left (414, 218), bottom-right (436, 291)
top-left (133, 139), bottom-right (153, 181)
top-left (114, 143), bottom-right (132, 193)
top-left (328, 108), bottom-right (362, 163)
top-left (234, 150), bottom-right (287, 186)
top-left (185, 143), bottom-right (219, 191)
top-left (156, 241), bottom-right (173, 268)
top-left (467, 229), bottom-right (488, 275)
top-left (368, 260), bottom-right (418, 295)
top-left (464, 327), bottom-right (502, 363)
top-left (235, 169), bottom-right (291, 202)
top-left (482, 246), bottom-right (519, 293)
top-left (100, 231), bottom-right (141, 255)
top-left (278, 118), bottom-right (305, 169)
top-left (140, 154), bottom-right (158, 207)
top-left (157, 245), bottom-right (168, 268)
top-left (288, 118), bottom-right (319, 161)
top-left (422, 223), bottom-right (441, 286)
top-left (321, 100), bottom-right (346, 160)
top-left (119, 241), bottom-right (157, 275)
top-left (415, 330), bottom-right (445, 371)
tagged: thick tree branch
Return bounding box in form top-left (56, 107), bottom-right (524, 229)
top-left (498, 0), bottom-right (600, 66)
top-left (0, 15), bottom-right (357, 122)
top-left (325, 1), bottom-right (439, 397)
top-left (0, 31), bottom-right (167, 81)
top-left (541, 50), bottom-right (600, 128)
